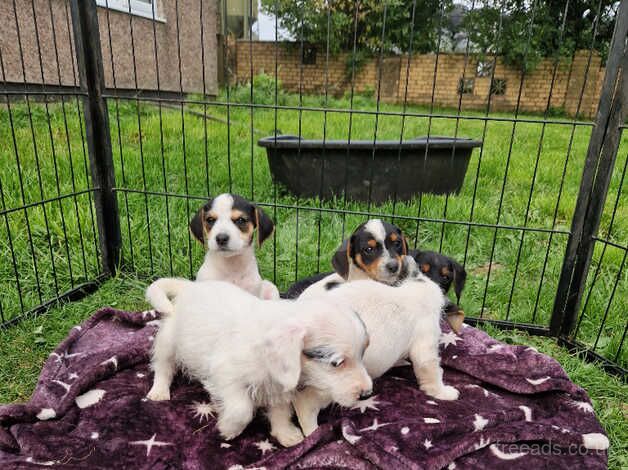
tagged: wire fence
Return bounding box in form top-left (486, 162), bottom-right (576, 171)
top-left (0, 0), bottom-right (625, 377)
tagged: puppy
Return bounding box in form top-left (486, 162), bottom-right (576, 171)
top-left (146, 194), bottom-right (279, 315)
top-left (292, 256), bottom-right (459, 437)
top-left (284, 219), bottom-right (408, 299)
top-left (146, 280), bottom-right (372, 447)
top-left (409, 249), bottom-right (467, 301)
top-left (409, 249), bottom-right (467, 333)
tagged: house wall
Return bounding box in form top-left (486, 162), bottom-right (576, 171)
top-left (0, 0), bottom-right (218, 95)
top-left (235, 41), bottom-right (604, 118)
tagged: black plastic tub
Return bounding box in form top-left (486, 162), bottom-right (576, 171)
top-left (258, 135), bottom-right (483, 202)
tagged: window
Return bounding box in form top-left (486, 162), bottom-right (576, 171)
top-left (476, 60), bottom-right (493, 78)
top-left (490, 78), bottom-right (507, 96)
top-left (302, 45), bottom-right (317, 65)
top-left (458, 78), bottom-right (474, 94)
top-left (96, 0), bottom-right (163, 22)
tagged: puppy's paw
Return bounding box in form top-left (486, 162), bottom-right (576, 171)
top-left (146, 385), bottom-right (170, 401)
top-left (272, 424), bottom-right (304, 447)
top-left (218, 421), bottom-right (247, 441)
top-left (430, 385), bottom-right (459, 401)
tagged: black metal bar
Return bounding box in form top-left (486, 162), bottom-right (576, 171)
top-left (69, 0), bottom-right (121, 275)
top-left (0, 275), bottom-right (107, 330)
top-left (550, 1), bottom-right (628, 336)
top-left (98, 93), bottom-right (596, 127)
top-left (464, 317), bottom-right (551, 337)
top-left (557, 336), bottom-right (627, 380)
top-left (111, 187), bottom-right (571, 235)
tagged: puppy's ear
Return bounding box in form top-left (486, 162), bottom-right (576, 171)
top-left (400, 233), bottom-right (408, 255)
top-left (450, 259), bottom-right (467, 302)
top-left (264, 323), bottom-right (305, 392)
top-left (332, 239), bottom-right (350, 279)
top-left (189, 206), bottom-right (206, 244)
top-left (254, 206), bottom-right (274, 247)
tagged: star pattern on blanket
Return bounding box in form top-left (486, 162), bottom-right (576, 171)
top-left (359, 418), bottom-right (391, 432)
top-left (569, 400), bottom-right (594, 413)
top-left (50, 350), bottom-right (83, 363)
top-left (189, 401), bottom-right (215, 422)
top-left (489, 444), bottom-right (527, 460)
top-left (3, 308), bottom-right (608, 469)
top-left (474, 436), bottom-right (490, 450)
top-left (473, 414), bottom-right (488, 432)
top-left (439, 331), bottom-right (461, 348)
top-left (351, 395), bottom-right (383, 413)
top-left (254, 439), bottom-right (276, 455)
top-left (130, 434), bottom-right (173, 456)
top-left (342, 425), bottom-right (362, 444)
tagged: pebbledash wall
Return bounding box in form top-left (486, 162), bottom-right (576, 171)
top-left (0, 0), bottom-right (218, 95)
top-left (235, 40), bottom-right (605, 118)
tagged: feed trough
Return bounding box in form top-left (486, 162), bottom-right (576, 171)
top-left (258, 135), bottom-right (483, 202)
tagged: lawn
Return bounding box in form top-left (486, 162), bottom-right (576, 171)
top-left (0, 81), bottom-right (626, 466)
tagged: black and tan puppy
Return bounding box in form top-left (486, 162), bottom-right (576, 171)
top-left (409, 249), bottom-right (467, 333)
top-left (285, 219), bottom-right (408, 299)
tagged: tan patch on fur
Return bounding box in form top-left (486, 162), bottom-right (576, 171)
top-left (389, 233), bottom-right (398, 242)
top-left (367, 239), bottom-right (377, 248)
top-left (440, 266), bottom-right (450, 276)
top-left (355, 253), bottom-right (382, 279)
top-left (421, 263), bottom-right (431, 273)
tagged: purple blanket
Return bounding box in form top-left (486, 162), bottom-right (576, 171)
top-left (0, 308), bottom-right (608, 469)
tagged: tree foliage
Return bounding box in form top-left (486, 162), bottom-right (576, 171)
top-left (260, 0), bottom-right (448, 55)
top-left (262, 0), bottom-right (619, 71)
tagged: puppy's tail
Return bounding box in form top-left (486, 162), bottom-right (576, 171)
top-left (145, 278), bottom-right (192, 316)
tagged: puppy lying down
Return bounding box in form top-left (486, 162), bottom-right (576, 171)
top-left (146, 280), bottom-right (372, 447)
top-left (295, 256), bottom-right (459, 437)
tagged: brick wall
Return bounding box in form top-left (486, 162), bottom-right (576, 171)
top-left (235, 41), bottom-right (604, 118)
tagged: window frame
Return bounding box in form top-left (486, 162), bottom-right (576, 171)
top-left (95, 0), bottom-right (165, 22)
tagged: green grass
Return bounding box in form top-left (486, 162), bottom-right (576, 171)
top-left (0, 82), bottom-right (626, 466)
top-left (0, 275), bottom-right (625, 468)
top-left (1, 83), bottom-right (626, 364)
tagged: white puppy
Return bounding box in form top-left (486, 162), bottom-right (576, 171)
top-left (146, 193), bottom-right (279, 315)
top-left (146, 280), bottom-right (372, 447)
top-left (293, 257), bottom-right (459, 437)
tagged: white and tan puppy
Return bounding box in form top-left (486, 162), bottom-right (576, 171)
top-left (293, 257), bottom-right (459, 437)
top-left (146, 280), bottom-right (372, 447)
top-left (146, 193), bottom-right (279, 315)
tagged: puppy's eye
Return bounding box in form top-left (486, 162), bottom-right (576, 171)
top-left (364, 247), bottom-right (373, 254)
top-left (235, 217), bottom-right (247, 225)
top-left (331, 359), bottom-right (344, 368)
top-left (206, 217), bottom-right (216, 225)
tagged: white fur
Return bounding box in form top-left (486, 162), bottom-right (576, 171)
top-left (293, 257), bottom-right (459, 437)
top-left (146, 281), bottom-right (371, 447)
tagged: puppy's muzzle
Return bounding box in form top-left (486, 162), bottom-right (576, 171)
top-left (385, 260), bottom-right (399, 274)
top-left (215, 233), bottom-right (230, 248)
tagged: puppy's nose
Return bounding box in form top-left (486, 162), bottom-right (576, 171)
top-left (359, 389), bottom-right (373, 400)
top-left (385, 260), bottom-right (399, 274)
top-left (215, 233), bottom-right (230, 246)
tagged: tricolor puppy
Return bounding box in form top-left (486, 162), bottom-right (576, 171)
top-left (146, 280), bottom-right (371, 447)
top-left (146, 194), bottom-right (279, 314)
top-left (409, 249), bottom-right (467, 333)
top-left (293, 256), bottom-right (459, 437)
top-left (285, 219), bottom-right (408, 299)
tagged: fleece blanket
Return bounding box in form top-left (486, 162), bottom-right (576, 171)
top-left (0, 308), bottom-right (608, 469)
